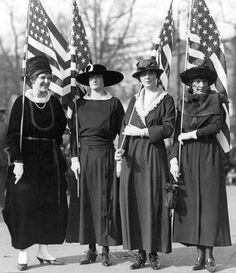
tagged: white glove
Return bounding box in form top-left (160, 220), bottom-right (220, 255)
top-left (178, 130), bottom-right (197, 145)
top-left (13, 162), bottom-right (24, 184)
top-left (170, 157), bottom-right (179, 182)
top-left (114, 148), bottom-right (124, 161)
top-left (123, 124), bottom-right (148, 137)
top-left (71, 157), bottom-right (80, 179)
top-left (115, 149), bottom-right (125, 178)
top-left (116, 161), bottom-right (122, 178)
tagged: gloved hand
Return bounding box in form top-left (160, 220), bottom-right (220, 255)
top-left (13, 162), bottom-right (24, 184)
top-left (114, 148), bottom-right (124, 161)
top-left (123, 124), bottom-right (148, 137)
top-left (178, 130), bottom-right (197, 145)
top-left (170, 157), bottom-right (179, 182)
top-left (115, 149), bottom-right (125, 178)
top-left (71, 157), bottom-right (80, 179)
top-left (116, 161), bottom-right (122, 178)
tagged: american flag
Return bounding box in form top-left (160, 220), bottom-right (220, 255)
top-left (151, 0), bottom-right (174, 91)
top-left (67, 0), bottom-right (92, 118)
top-left (187, 0), bottom-right (230, 153)
top-left (23, 0), bottom-right (71, 98)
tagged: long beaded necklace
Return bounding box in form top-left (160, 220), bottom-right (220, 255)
top-left (29, 99), bottom-right (55, 131)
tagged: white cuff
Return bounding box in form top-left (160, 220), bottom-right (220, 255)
top-left (14, 161), bottom-right (23, 166)
top-left (170, 157), bottom-right (178, 165)
top-left (191, 130), bottom-right (197, 139)
top-left (71, 157), bottom-right (79, 163)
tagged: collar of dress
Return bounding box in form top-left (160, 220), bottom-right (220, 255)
top-left (25, 89), bottom-right (51, 103)
top-left (135, 87), bottom-right (167, 125)
top-left (83, 92), bottom-right (112, 100)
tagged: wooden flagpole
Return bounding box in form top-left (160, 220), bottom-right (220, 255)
top-left (178, 0), bottom-right (194, 168)
top-left (20, 0), bottom-right (31, 153)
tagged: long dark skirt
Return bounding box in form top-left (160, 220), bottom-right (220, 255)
top-left (173, 138), bottom-right (231, 247)
top-left (3, 160), bottom-right (68, 250)
top-left (120, 138), bottom-right (171, 253)
top-left (66, 144), bottom-right (122, 246)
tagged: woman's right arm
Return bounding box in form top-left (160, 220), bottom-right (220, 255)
top-left (69, 102), bottom-right (79, 158)
top-left (7, 96), bottom-right (23, 163)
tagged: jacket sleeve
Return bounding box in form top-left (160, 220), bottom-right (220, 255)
top-left (54, 97), bottom-right (67, 146)
top-left (69, 100), bottom-right (79, 158)
top-left (118, 97), bottom-right (136, 151)
top-left (148, 95), bottom-right (176, 144)
top-left (7, 96), bottom-right (23, 162)
top-left (115, 98), bottom-right (125, 136)
top-left (196, 95), bottom-right (223, 138)
top-left (196, 112), bottom-right (223, 138)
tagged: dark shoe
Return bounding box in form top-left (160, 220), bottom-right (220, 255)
top-left (102, 253), bottom-right (111, 266)
top-left (192, 257), bottom-right (205, 270)
top-left (205, 258), bottom-right (216, 272)
top-left (17, 263), bottom-right (28, 271)
top-left (80, 250), bottom-right (98, 265)
top-left (130, 252), bottom-right (147, 270)
top-left (36, 257), bottom-right (64, 265)
top-left (149, 253), bottom-right (160, 270)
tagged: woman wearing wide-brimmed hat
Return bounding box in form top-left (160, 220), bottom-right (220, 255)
top-left (66, 64), bottom-right (125, 266)
top-left (170, 65), bottom-right (231, 272)
top-left (2, 55), bottom-right (68, 270)
top-left (115, 58), bottom-right (175, 270)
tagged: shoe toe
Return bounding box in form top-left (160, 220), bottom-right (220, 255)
top-left (17, 263), bottom-right (28, 271)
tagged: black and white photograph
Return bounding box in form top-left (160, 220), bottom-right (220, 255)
top-left (0, 0), bottom-right (236, 272)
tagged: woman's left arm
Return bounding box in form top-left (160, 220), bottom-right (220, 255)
top-left (54, 98), bottom-right (67, 145)
top-left (115, 98), bottom-right (125, 135)
top-left (148, 95), bottom-right (176, 144)
top-left (196, 112), bottom-right (222, 138)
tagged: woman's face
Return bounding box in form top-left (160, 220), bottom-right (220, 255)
top-left (139, 70), bottom-right (157, 89)
top-left (89, 74), bottom-right (104, 91)
top-left (32, 73), bottom-right (52, 97)
top-left (191, 78), bottom-right (209, 94)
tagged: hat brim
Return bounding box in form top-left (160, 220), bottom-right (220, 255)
top-left (132, 68), bottom-right (164, 81)
top-left (76, 70), bottom-right (124, 87)
top-left (180, 67), bottom-right (217, 86)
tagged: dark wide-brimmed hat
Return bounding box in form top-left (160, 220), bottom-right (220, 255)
top-left (26, 55), bottom-right (52, 80)
top-left (180, 65), bottom-right (217, 86)
top-left (132, 58), bottom-right (163, 80)
top-left (76, 64), bottom-right (124, 87)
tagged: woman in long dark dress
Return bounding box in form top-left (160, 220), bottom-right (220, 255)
top-left (115, 58), bottom-right (175, 270)
top-left (170, 65), bottom-right (231, 272)
top-left (2, 56), bottom-right (68, 270)
top-left (66, 64), bottom-right (124, 266)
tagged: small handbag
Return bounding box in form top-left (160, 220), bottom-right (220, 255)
top-left (164, 182), bottom-right (178, 209)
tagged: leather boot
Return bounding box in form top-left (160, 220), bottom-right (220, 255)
top-left (130, 250), bottom-right (147, 270)
top-left (205, 247), bottom-right (216, 272)
top-left (149, 252), bottom-right (160, 270)
top-left (101, 246), bottom-right (111, 266)
top-left (80, 244), bottom-right (97, 265)
top-left (192, 246), bottom-right (205, 270)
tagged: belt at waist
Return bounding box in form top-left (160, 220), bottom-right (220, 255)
top-left (23, 136), bottom-right (55, 142)
top-left (80, 139), bottom-right (113, 147)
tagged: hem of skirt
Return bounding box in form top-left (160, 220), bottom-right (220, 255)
top-left (173, 240), bottom-right (232, 247)
top-left (12, 239), bottom-right (65, 250)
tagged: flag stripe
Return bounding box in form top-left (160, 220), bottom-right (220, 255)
top-left (24, 0), bottom-right (72, 99)
top-left (187, 0), bottom-right (230, 153)
top-left (151, 1), bottom-right (173, 91)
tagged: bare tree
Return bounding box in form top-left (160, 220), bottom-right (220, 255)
top-left (0, 0), bottom-right (25, 104)
top-left (78, 0), bottom-right (137, 71)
